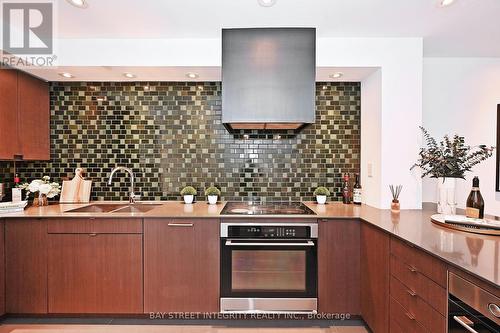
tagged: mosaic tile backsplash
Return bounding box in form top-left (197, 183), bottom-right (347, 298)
top-left (0, 82), bottom-right (360, 202)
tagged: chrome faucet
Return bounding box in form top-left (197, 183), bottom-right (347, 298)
top-left (108, 166), bottom-right (139, 203)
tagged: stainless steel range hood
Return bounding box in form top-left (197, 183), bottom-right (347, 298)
top-left (222, 28), bottom-right (316, 131)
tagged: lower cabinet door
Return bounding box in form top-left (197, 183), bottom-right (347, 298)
top-left (144, 219), bottom-right (220, 313)
top-left (361, 223), bottom-right (390, 333)
top-left (318, 219), bottom-right (360, 315)
top-left (48, 233), bottom-right (143, 314)
top-left (0, 221), bottom-right (5, 316)
top-left (5, 219), bottom-right (47, 314)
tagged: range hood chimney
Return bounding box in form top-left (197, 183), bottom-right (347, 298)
top-left (222, 28), bottom-right (316, 131)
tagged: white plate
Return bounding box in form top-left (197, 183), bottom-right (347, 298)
top-left (431, 214), bottom-right (500, 230)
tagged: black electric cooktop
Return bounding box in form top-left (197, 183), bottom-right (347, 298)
top-left (220, 201), bottom-right (316, 215)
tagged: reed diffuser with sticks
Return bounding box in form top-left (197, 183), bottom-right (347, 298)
top-left (390, 185), bottom-right (402, 213)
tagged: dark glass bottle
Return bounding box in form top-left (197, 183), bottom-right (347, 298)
top-left (353, 173), bottom-right (362, 205)
top-left (342, 173), bottom-right (351, 204)
top-left (466, 177), bottom-right (484, 219)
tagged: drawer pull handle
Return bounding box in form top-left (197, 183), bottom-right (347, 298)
top-left (89, 233), bottom-right (97, 237)
top-left (405, 312), bottom-right (415, 320)
top-left (407, 265), bottom-right (418, 273)
top-left (453, 316), bottom-right (479, 333)
top-left (488, 303), bottom-right (500, 318)
top-left (168, 223), bottom-right (194, 227)
top-left (406, 289), bottom-right (417, 297)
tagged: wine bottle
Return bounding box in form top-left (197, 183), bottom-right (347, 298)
top-left (466, 177), bottom-right (484, 219)
top-left (12, 174), bottom-right (22, 203)
top-left (342, 173), bottom-right (351, 204)
top-left (353, 173), bottom-right (362, 205)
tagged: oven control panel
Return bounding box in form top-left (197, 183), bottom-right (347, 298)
top-left (227, 225), bottom-right (311, 238)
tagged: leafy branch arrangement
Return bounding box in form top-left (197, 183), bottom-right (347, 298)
top-left (411, 127), bottom-right (494, 179)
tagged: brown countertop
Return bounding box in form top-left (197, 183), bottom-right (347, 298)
top-left (1, 201), bottom-right (498, 287)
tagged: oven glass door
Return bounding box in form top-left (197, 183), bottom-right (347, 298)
top-left (221, 239), bottom-right (317, 298)
top-left (448, 296), bottom-right (500, 332)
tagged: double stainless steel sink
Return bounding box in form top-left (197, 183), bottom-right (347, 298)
top-left (66, 203), bottom-right (162, 214)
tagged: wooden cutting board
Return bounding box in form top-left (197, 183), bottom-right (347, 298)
top-left (60, 168), bottom-right (92, 203)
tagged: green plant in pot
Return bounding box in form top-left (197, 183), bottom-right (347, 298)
top-left (205, 186), bottom-right (221, 205)
top-left (313, 187), bottom-right (330, 204)
top-left (411, 127), bottom-right (494, 214)
top-left (180, 186), bottom-right (197, 204)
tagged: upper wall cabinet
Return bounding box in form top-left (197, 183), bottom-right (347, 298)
top-left (0, 69), bottom-right (49, 161)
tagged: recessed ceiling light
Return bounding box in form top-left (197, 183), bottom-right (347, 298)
top-left (329, 72), bottom-right (343, 79)
top-left (439, 0), bottom-right (456, 7)
top-left (66, 0), bottom-right (88, 9)
top-left (123, 73), bottom-right (136, 78)
top-left (59, 72), bottom-right (74, 78)
top-left (258, 0), bottom-right (277, 7)
top-left (144, 86), bottom-right (150, 90)
top-left (186, 72), bottom-right (199, 79)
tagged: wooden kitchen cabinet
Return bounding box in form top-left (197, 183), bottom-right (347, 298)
top-left (318, 219), bottom-right (360, 315)
top-left (17, 71), bottom-right (50, 160)
top-left (0, 221), bottom-right (5, 316)
top-left (144, 219), bottom-right (220, 313)
top-left (0, 69), bottom-right (20, 160)
top-left (47, 219), bottom-right (143, 314)
top-left (5, 218), bottom-right (47, 314)
top-left (0, 69), bottom-right (49, 160)
top-left (360, 223), bottom-right (390, 333)
top-left (389, 237), bottom-right (447, 333)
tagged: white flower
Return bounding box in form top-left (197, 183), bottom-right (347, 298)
top-left (47, 184), bottom-right (61, 198)
top-left (39, 183), bottom-right (52, 195)
top-left (28, 180), bottom-right (43, 193)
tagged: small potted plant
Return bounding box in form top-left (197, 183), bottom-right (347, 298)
top-left (205, 186), bottom-right (221, 205)
top-left (313, 187), bottom-right (330, 204)
top-left (180, 186), bottom-right (196, 204)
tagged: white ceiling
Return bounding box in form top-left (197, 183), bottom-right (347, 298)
top-left (55, 0), bottom-right (500, 57)
top-left (24, 66), bottom-right (379, 82)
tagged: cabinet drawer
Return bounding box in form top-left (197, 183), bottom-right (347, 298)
top-left (390, 255), bottom-right (447, 315)
top-left (390, 297), bottom-right (428, 333)
top-left (48, 218), bottom-right (142, 234)
top-left (391, 237), bottom-right (447, 287)
top-left (390, 276), bottom-right (446, 333)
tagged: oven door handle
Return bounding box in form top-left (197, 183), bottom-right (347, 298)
top-left (453, 316), bottom-right (479, 333)
top-left (225, 240), bottom-right (315, 247)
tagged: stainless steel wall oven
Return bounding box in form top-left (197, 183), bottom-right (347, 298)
top-left (448, 272), bottom-right (499, 332)
top-left (220, 222), bottom-right (318, 313)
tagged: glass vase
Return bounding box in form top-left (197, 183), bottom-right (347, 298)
top-left (33, 193), bottom-right (49, 207)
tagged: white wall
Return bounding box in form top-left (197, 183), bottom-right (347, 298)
top-left (423, 58), bottom-right (500, 215)
top-left (361, 69), bottom-right (382, 208)
top-left (317, 38), bottom-right (424, 209)
top-left (317, 38), bottom-right (423, 209)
